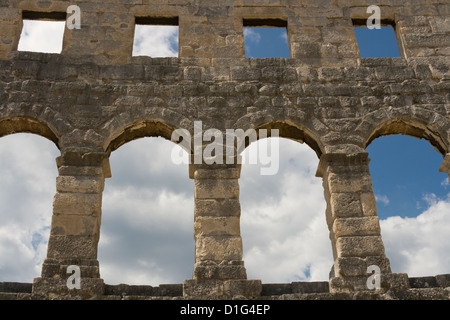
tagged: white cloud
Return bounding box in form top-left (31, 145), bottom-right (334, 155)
top-left (280, 30), bottom-right (288, 43)
top-left (380, 193), bottom-right (450, 276)
top-left (0, 133), bottom-right (58, 282)
top-left (18, 20), bottom-right (65, 53)
top-left (98, 137), bottom-right (195, 285)
top-left (243, 28), bottom-right (262, 58)
top-left (132, 25), bottom-right (179, 57)
top-left (240, 138), bottom-right (333, 282)
top-left (243, 28), bottom-right (262, 44)
top-left (375, 194), bottom-right (390, 206)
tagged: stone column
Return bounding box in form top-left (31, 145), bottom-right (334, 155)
top-left (316, 152), bottom-right (409, 292)
top-left (183, 164), bottom-right (261, 298)
top-left (32, 151), bottom-right (110, 299)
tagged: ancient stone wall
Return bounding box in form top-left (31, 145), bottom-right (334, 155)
top-left (0, 0), bottom-right (449, 299)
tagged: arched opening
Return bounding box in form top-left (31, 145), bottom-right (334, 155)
top-left (99, 135), bottom-right (194, 285)
top-left (0, 133), bottom-right (59, 282)
top-left (366, 134), bottom-right (450, 276)
top-left (239, 135), bottom-right (332, 283)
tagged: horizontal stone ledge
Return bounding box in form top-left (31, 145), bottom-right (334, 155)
top-left (0, 282), bottom-right (32, 293)
top-left (183, 279), bottom-right (261, 298)
top-left (329, 273), bottom-right (410, 292)
top-left (261, 281), bottom-right (329, 296)
top-left (410, 274), bottom-right (450, 288)
top-left (32, 277), bottom-right (105, 298)
top-left (104, 283), bottom-right (182, 297)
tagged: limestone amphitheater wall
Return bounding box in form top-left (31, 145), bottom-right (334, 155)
top-left (0, 0), bottom-right (449, 299)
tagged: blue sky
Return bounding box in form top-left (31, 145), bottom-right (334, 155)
top-left (368, 135), bottom-right (448, 219)
top-left (1, 19), bottom-right (448, 285)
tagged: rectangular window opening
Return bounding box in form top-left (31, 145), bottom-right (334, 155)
top-left (352, 19), bottom-right (401, 58)
top-left (18, 11), bottom-right (66, 54)
top-left (133, 17), bottom-right (179, 58)
top-left (243, 18), bottom-right (290, 58)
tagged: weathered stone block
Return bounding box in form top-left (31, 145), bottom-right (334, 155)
top-left (195, 199), bottom-right (241, 217)
top-left (51, 214), bottom-right (100, 237)
top-left (183, 279), bottom-right (224, 297)
top-left (360, 192), bottom-right (378, 216)
top-left (193, 261), bottom-right (247, 280)
top-left (326, 171), bottom-right (373, 193)
top-left (194, 179), bottom-right (239, 199)
top-left (194, 167), bottom-right (240, 179)
top-left (53, 192), bottom-right (102, 216)
top-left (334, 257), bottom-right (367, 277)
top-left (436, 274), bottom-right (450, 287)
top-left (32, 277), bottom-right (104, 299)
top-left (46, 235), bottom-right (98, 260)
top-left (194, 216), bottom-right (241, 237)
top-left (329, 192), bottom-right (363, 218)
top-left (223, 279), bottom-right (262, 298)
top-left (56, 176), bottom-right (104, 194)
top-left (291, 281), bottom-right (330, 294)
top-left (333, 216), bottom-right (381, 237)
top-left (335, 236), bottom-right (385, 257)
top-left (195, 236), bottom-right (243, 261)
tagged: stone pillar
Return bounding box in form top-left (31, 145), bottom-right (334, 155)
top-left (316, 152), bottom-right (409, 292)
top-left (183, 164), bottom-right (261, 298)
top-left (32, 151), bottom-right (110, 299)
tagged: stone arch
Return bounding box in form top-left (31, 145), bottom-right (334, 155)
top-left (99, 109), bottom-right (195, 286)
top-left (234, 111), bottom-right (325, 158)
top-left (363, 113), bottom-right (450, 278)
top-left (98, 136), bottom-right (195, 286)
top-left (0, 116), bottom-right (60, 149)
top-left (361, 107), bottom-right (449, 156)
top-left (102, 107), bottom-right (193, 154)
top-left (239, 137), bottom-right (331, 282)
top-left (234, 113), bottom-right (331, 284)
